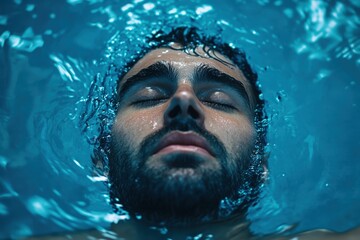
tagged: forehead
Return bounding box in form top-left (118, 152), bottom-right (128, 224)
top-left (122, 46), bottom-right (247, 84)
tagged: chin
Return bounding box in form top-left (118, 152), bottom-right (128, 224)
top-left (145, 152), bottom-right (223, 191)
top-left (110, 152), bottom-right (228, 223)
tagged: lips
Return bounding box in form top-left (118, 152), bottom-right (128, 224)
top-left (153, 131), bottom-right (214, 157)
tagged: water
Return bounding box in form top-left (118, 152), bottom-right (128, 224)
top-left (0, 0), bottom-right (360, 239)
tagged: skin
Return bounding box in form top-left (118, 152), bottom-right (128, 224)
top-left (112, 45), bottom-right (257, 184)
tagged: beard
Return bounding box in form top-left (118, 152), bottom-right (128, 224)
top-left (108, 120), bottom-right (261, 224)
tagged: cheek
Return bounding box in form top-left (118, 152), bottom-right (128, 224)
top-left (205, 113), bottom-right (256, 155)
top-left (112, 108), bottom-right (164, 147)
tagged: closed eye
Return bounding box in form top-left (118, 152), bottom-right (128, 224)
top-left (198, 90), bottom-right (238, 112)
top-left (201, 101), bottom-right (237, 112)
top-left (132, 98), bottom-right (168, 108)
top-left (129, 85), bottom-right (170, 108)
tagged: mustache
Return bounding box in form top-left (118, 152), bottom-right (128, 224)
top-left (138, 120), bottom-right (227, 162)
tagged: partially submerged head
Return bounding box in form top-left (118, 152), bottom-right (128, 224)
top-left (103, 27), bottom-right (267, 224)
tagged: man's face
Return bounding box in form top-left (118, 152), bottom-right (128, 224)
top-left (109, 45), bottom-right (258, 221)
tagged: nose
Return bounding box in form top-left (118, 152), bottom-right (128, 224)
top-left (164, 86), bottom-right (205, 128)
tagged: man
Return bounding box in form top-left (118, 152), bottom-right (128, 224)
top-left (104, 27), bottom-right (268, 226)
top-left (30, 26), bottom-right (360, 240)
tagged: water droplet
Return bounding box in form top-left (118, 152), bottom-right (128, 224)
top-left (121, 3), bottom-right (134, 12)
top-left (143, 3), bottom-right (155, 11)
top-left (195, 5), bottom-right (213, 15)
top-left (152, 121), bottom-right (158, 129)
top-left (168, 8), bottom-right (177, 14)
top-left (87, 175), bottom-right (107, 182)
top-left (104, 213), bottom-right (130, 223)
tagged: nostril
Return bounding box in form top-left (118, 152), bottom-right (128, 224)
top-left (168, 105), bottom-right (181, 119)
top-left (165, 96), bottom-right (204, 126)
top-left (188, 105), bottom-right (200, 119)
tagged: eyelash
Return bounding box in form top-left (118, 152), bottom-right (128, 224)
top-left (132, 98), bottom-right (168, 107)
top-left (202, 101), bottom-right (237, 112)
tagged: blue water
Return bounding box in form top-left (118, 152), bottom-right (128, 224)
top-left (0, 0), bottom-right (360, 239)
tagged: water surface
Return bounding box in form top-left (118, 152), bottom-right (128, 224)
top-left (0, 0), bottom-right (360, 239)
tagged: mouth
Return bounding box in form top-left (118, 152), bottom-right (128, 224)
top-left (153, 131), bottom-right (214, 158)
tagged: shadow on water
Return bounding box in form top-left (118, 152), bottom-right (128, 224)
top-left (0, 0), bottom-right (359, 239)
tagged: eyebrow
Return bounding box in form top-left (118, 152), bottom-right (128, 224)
top-left (193, 64), bottom-right (251, 108)
top-left (117, 61), bottom-right (178, 102)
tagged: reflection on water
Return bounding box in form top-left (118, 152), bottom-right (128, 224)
top-left (0, 0), bottom-right (359, 239)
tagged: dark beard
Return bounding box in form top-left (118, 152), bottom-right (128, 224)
top-left (108, 120), bottom-right (258, 224)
